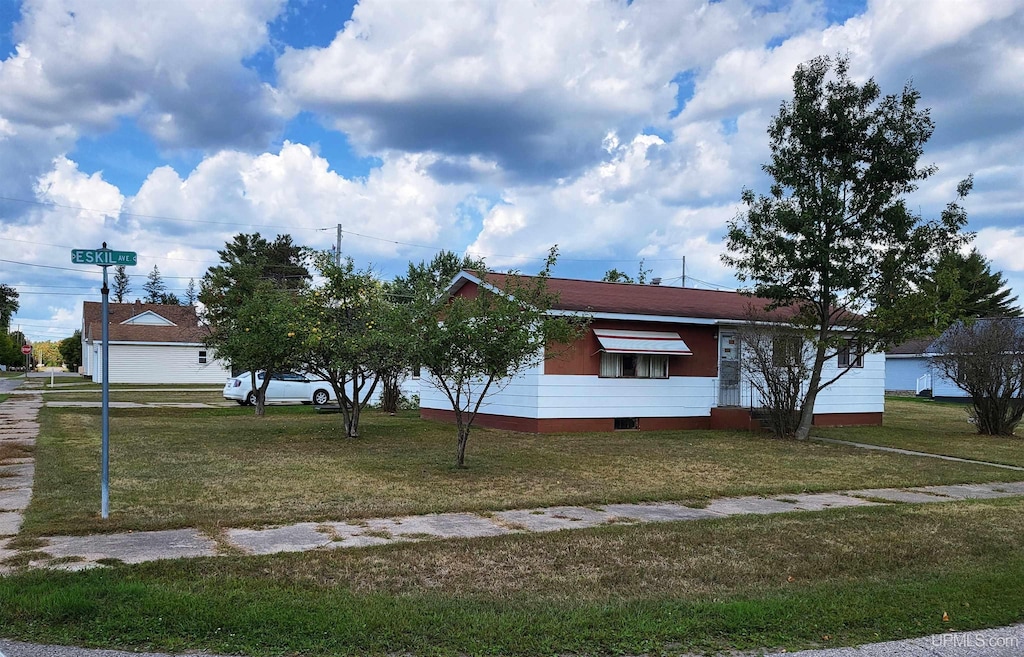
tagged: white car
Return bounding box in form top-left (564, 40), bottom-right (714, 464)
top-left (223, 371), bottom-right (337, 406)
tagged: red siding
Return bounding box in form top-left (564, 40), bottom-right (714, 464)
top-left (546, 320), bottom-right (718, 377)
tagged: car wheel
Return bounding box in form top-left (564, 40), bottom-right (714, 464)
top-left (245, 391), bottom-right (257, 406)
top-left (312, 389), bottom-right (330, 405)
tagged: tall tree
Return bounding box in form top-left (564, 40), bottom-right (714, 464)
top-left (299, 254), bottom-right (391, 437)
top-left (723, 55), bottom-right (969, 440)
top-left (921, 249), bottom-right (1020, 326)
top-left (59, 330), bottom-right (83, 370)
top-left (0, 284), bottom-right (19, 331)
top-left (416, 248), bottom-right (589, 467)
top-left (143, 265), bottom-right (167, 303)
top-left (200, 233), bottom-right (310, 414)
top-left (112, 266), bottom-right (131, 303)
top-left (391, 251), bottom-right (487, 303)
top-left (184, 278), bottom-right (197, 306)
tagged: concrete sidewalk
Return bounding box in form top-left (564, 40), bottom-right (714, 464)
top-left (1, 623), bottom-right (1021, 657)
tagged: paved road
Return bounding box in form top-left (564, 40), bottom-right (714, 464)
top-left (0, 377), bottom-right (24, 394)
top-left (2, 623), bottom-right (1022, 656)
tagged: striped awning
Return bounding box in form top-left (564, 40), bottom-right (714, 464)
top-left (594, 329), bottom-right (692, 355)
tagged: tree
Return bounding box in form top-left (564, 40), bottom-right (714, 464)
top-left (184, 278), bottom-right (197, 306)
top-left (142, 266), bottom-right (167, 303)
top-left (724, 54), bottom-right (969, 440)
top-left (112, 266), bottom-right (131, 303)
top-left (736, 317), bottom-right (813, 438)
top-left (200, 233), bottom-right (310, 415)
top-left (601, 259), bottom-right (651, 284)
top-left (59, 331), bottom-right (83, 370)
top-left (299, 255), bottom-right (391, 437)
top-left (912, 249), bottom-right (1021, 330)
top-left (416, 248), bottom-right (589, 467)
top-left (0, 284), bottom-right (19, 331)
top-left (931, 319), bottom-right (1024, 436)
top-left (391, 251), bottom-right (487, 303)
top-left (158, 292), bottom-right (181, 305)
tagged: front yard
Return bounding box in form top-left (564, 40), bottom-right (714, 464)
top-left (3, 393), bottom-right (1024, 656)
top-left (817, 397), bottom-right (1024, 467)
top-left (21, 401), bottom-right (1024, 536)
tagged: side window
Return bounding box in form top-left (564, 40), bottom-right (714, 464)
top-left (838, 340), bottom-right (864, 368)
top-left (198, 350), bottom-right (207, 364)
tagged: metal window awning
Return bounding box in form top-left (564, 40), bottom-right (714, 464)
top-left (594, 329), bottom-right (692, 355)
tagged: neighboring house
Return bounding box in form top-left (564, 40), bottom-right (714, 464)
top-left (884, 337), bottom-right (935, 394)
top-left (924, 317), bottom-right (1024, 401)
top-left (419, 272), bottom-right (884, 433)
top-left (81, 301), bottom-right (230, 384)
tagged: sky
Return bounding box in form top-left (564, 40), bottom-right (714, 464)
top-left (0, 0), bottom-right (1022, 342)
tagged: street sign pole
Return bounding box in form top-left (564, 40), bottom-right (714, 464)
top-left (73, 242), bottom-right (136, 520)
top-left (100, 248), bottom-right (111, 519)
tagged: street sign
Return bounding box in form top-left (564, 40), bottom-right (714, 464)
top-left (71, 249), bottom-right (138, 266)
top-left (20, 344), bottom-right (31, 355)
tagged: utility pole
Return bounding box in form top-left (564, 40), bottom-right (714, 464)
top-left (336, 224), bottom-right (343, 265)
top-left (681, 256), bottom-right (686, 287)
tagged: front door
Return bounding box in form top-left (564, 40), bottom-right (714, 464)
top-left (718, 331), bottom-right (741, 406)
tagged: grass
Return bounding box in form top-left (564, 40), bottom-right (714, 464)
top-left (0, 393), bottom-right (7, 404)
top-left (42, 390), bottom-right (228, 404)
top-left (22, 403), bottom-right (1024, 536)
top-left (817, 398), bottom-right (1024, 468)
top-left (2, 499), bottom-right (1024, 655)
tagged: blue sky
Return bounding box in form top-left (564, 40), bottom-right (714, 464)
top-left (0, 0), bottom-right (1021, 342)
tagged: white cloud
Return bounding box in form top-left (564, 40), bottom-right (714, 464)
top-left (0, 0), bottom-right (288, 148)
top-left (278, 0), bottom-right (817, 179)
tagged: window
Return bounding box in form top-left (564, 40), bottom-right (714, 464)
top-left (198, 350), bottom-right (207, 364)
top-left (772, 335), bottom-right (802, 367)
top-left (837, 340), bottom-right (864, 368)
top-left (599, 353), bottom-right (669, 378)
top-left (412, 364), bottom-right (421, 379)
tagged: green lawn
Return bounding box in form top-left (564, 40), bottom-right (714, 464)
top-left (22, 403), bottom-right (1024, 536)
top-left (42, 390), bottom-right (228, 404)
top-left (816, 398), bottom-right (1024, 468)
top-left (2, 499), bottom-right (1023, 656)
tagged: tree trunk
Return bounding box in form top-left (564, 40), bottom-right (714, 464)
top-left (380, 370), bottom-right (400, 414)
top-left (456, 423), bottom-right (470, 468)
top-left (794, 335), bottom-right (828, 440)
top-left (255, 375), bottom-right (272, 418)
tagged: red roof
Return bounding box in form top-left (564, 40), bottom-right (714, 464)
top-left (83, 301), bottom-right (208, 343)
top-left (468, 273), bottom-right (799, 322)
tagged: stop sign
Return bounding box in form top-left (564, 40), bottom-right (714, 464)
top-left (20, 345), bottom-right (31, 355)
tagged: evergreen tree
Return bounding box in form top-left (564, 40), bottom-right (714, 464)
top-left (142, 266), bottom-right (167, 303)
top-left (923, 248), bottom-right (1020, 323)
top-left (112, 266), bottom-right (131, 303)
top-left (184, 278), bottom-right (197, 305)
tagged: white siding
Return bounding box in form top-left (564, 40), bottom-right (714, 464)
top-left (812, 351), bottom-right (885, 414)
top-left (419, 362), bottom-right (542, 418)
top-left (95, 344), bottom-right (230, 384)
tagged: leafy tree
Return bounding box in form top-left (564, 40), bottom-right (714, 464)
top-left (184, 278), bottom-right (197, 306)
top-left (723, 55), bottom-right (969, 440)
top-left (200, 233), bottom-right (310, 415)
top-left (391, 251), bottom-right (487, 303)
top-left (59, 330), bottom-right (83, 370)
top-left (0, 284), bottom-right (19, 331)
top-left (298, 254), bottom-right (391, 437)
top-left (142, 266), bottom-right (167, 303)
top-left (601, 260), bottom-right (651, 284)
top-left (416, 248), bottom-right (589, 467)
top-left (112, 266), bottom-right (131, 303)
top-left (3, 330), bottom-right (27, 368)
top-left (931, 318), bottom-right (1024, 436)
top-left (158, 292), bottom-right (181, 305)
